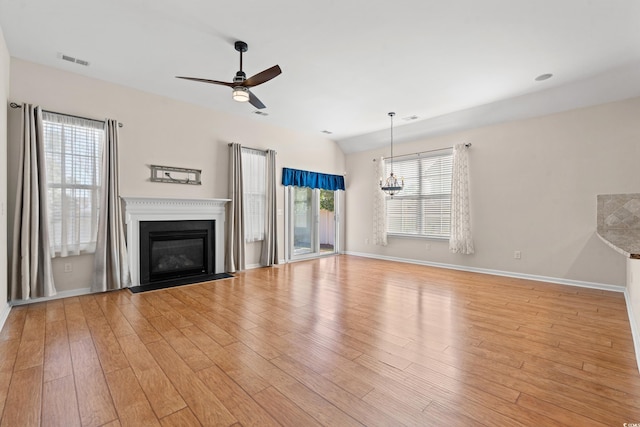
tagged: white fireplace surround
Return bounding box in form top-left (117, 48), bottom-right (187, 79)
top-left (122, 197), bottom-right (230, 287)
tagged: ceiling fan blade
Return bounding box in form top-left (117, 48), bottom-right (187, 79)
top-left (249, 91), bottom-right (266, 109)
top-left (243, 65), bottom-right (282, 87)
top-left (176, 76), bottom-right (235, 87)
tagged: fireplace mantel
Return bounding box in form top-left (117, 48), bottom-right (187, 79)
top-left (122, 197), bottom-right (230, 286)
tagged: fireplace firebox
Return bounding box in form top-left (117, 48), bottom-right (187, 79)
top-left (139, 220), bottom-right (215, 287)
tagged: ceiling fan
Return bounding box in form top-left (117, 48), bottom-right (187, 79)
top-left (176, 40), bottom-right (281, 109)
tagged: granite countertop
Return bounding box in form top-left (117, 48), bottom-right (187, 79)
top-left (597, 229), bottom-right (640, 259)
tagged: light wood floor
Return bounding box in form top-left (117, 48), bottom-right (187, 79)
top-left (1, 255), bottom-right (639, 426)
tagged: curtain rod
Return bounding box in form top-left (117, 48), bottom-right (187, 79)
top-left (9, 102), bottom-right (124, 128)
top-left (228, 143), bottom-right (276, 155)
top-left (375, 142), bottom-right (471, 162)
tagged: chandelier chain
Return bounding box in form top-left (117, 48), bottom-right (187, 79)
top-left (389, 112), bottom-right (395, 174)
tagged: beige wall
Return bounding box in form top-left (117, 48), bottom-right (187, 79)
top-left (7, 58), bottom-right (345, 292)
top-left (346, 97), bottom-right (640, 287)
top-left (0, 26), bottom-right (9, 316)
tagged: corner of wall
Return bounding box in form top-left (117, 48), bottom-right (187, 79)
top-left (0, 23), bottom-right (11, 330)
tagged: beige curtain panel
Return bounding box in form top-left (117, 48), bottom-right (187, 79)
top-left (226, 142), bottom-right (245, 272)
top-left (260, 149), bottom-right (278, 266)
top-left (93, 119), bottom-right (131, 291)
top-left (11, 103), bottom-right (56, 300)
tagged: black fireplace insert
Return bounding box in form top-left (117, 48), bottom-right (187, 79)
top-left (139, 220), bottom-right (216, 287)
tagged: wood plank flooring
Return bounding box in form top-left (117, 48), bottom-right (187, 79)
top-left (1, 255), bottom-right (639, 426)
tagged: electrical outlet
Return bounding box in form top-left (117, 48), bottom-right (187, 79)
top-left (64, 263), bottom-right (73, 273)
top-left (365, 238), bottom-right (369, 245)
top-left (514, 250), bottom-right (521, 260)
top-left (425, 243), bottom-right (431, 250)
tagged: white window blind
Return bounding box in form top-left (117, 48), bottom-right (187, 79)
top-left (241, 147), bottom-right (266, 242)
top-left (385, 149), bottom-right (453, 238)
top-left (42, 112), bottom-right (105, 257)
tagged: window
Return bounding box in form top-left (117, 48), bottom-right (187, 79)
top-left (43, 112), bottom-right (105, 257)
top-left (385, 149), bottom-right (453, 238)
top-left (241, 147), bottom-right (266, 242)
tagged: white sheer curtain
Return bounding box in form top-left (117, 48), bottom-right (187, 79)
top-left (93, 119), bottom-right (131, 292)
top-left (42, 111), bottom-right (104, 257)
top-left (226, 143), bottom-right (245, 272)
top-left (260, 149), bottom-right (278, 266)
top-left (449, 143), bottom-right (474, 254)
top-left (11, 104), bottom-right (56, 300)
top-left (241, 147), bottom-right (266, 242)
top-left (372, 157), bottom-right (387, 246)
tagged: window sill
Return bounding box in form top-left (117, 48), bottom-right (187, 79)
top-left (52, 250), bottom-right (95, 259)
top-left (387, 233), bottom-right (449, 241)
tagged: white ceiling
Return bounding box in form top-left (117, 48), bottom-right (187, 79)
top-left (2, 0), bottom-right (640, 153)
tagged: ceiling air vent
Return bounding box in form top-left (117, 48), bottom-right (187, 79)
top-left (57, 52), bottom-right (90, 66)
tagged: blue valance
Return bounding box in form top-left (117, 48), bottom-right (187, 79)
top-left (282, 167), bottom-right (345, 191)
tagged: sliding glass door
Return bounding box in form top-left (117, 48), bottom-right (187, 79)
top-left (288, 187), bottom-right (338, 259)
top-left (292, 187), bottom-right (314, 256)
top-left (318, 189), bottom-right (336, 253)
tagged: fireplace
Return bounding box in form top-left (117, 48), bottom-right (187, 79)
top-left (140, 220), bottom-right (215, 286)
top-left (122, 197), bottom-right (230, 288)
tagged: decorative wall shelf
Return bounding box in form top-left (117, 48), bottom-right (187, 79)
top-left (150, 164), bottom-right (201, 185)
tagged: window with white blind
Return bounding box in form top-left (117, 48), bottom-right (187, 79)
top-left (42, 112), bottom-right (105, 257)
top-left (241, 147), bottom-right (266, 242)
top-left (385, 149), bottom-right (453, 238)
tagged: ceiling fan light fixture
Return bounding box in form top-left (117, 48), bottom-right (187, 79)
top-left (177, 41), bottom-right (280, 109)
top-left (232, 86), bottom-right (250, 102)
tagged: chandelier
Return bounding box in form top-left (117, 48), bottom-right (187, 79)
top-left (380, 112), bottom-right (404, 197)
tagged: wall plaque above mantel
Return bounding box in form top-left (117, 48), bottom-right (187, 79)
top-left (150, 164), bottom-right (201, 185)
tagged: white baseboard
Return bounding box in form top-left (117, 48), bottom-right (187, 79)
top-left (10, 287), bottom-right (93, 306)
top-left (344, 251), bottom-right (625, 293)
top-left (0, 302), bottom-right (11, 332)
top-left (245, 263), bottom-right (262, 270)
